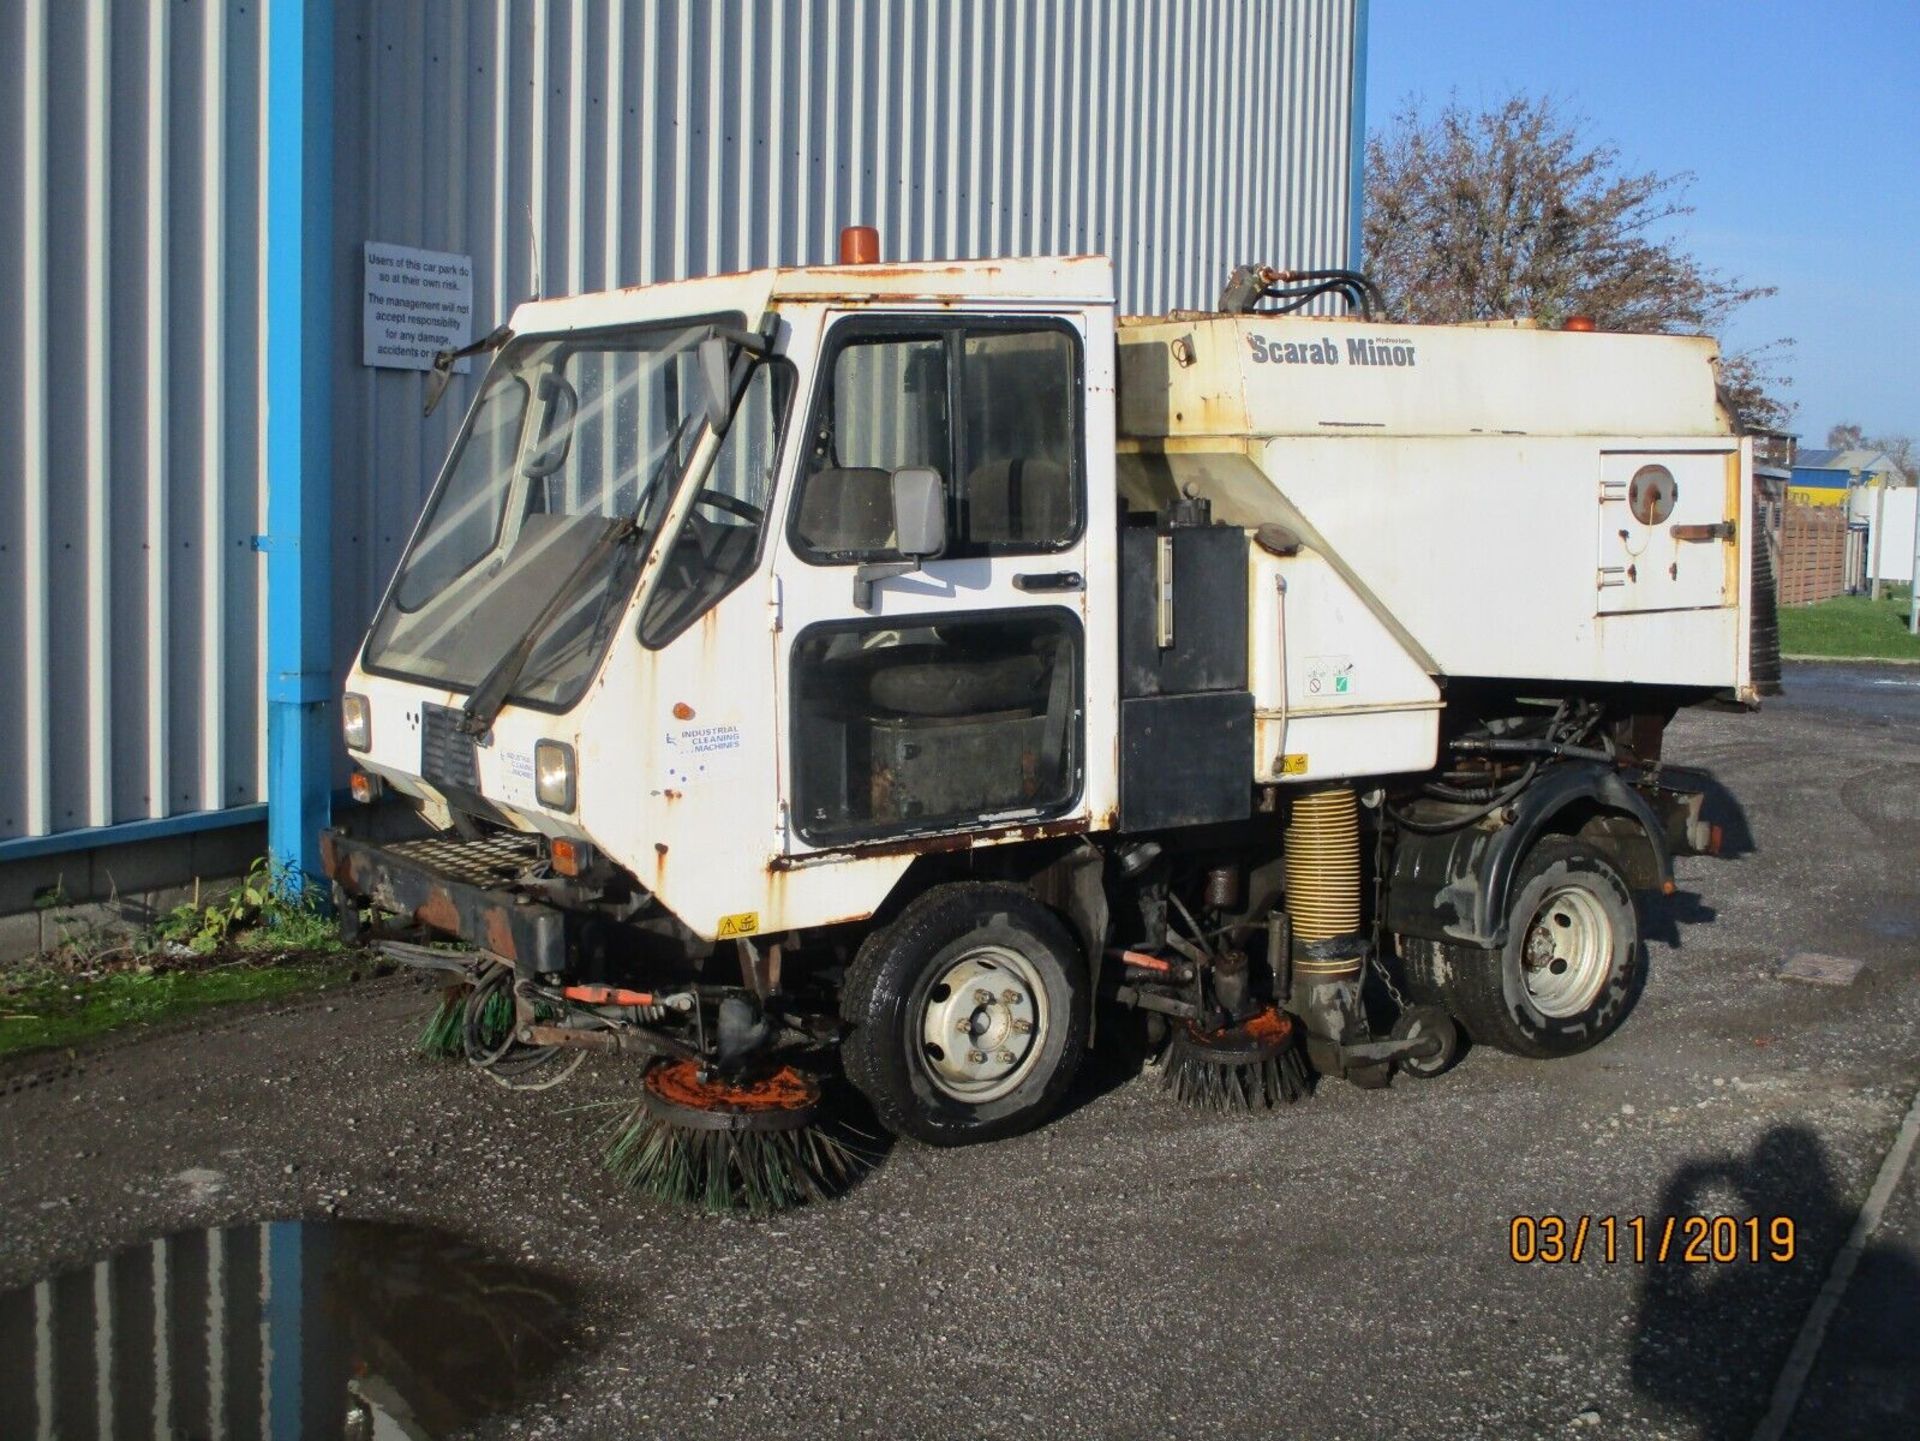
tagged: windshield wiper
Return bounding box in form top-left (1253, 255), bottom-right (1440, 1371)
top-left (455, 410), bottom-right (702, 738)
top-left (454, 317), bottom-right (776, 737)
top-left (456, 514), bottom-right (638, 736)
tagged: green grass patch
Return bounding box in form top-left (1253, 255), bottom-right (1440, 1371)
top-left (1779, 585), bottom-right (1920, 662)
top-left (0, 956), bottom-right (353, 1060)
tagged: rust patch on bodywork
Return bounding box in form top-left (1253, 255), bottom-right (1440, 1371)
top-left (766, 815), bottom-right (1090, 871)
top-left (320, 828), bottom-right (565, 972)
top-left (414, 888), bottom-right (461, 935)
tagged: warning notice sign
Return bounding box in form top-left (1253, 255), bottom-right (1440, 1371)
top-left (362, 241), bottom-right (474, 371)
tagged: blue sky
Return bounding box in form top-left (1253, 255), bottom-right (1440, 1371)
top-left (1365, 0), bottom-right (1919, 443)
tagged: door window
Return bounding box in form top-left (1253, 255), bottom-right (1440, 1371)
top-left (790, 609), bottom-right (1083, 843)
top-left (788, 320), bottom-right (1082, 562)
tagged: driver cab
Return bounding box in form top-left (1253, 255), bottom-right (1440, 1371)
top-left (775, 312), bottom-right (1099, 848)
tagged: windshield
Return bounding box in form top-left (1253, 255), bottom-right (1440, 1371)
top-left (363, 319), bottom-right (740, 709)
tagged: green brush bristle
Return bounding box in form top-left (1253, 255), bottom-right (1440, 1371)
top-left (417, 991), bottom-right (466, 1058)
top-left (603, 1107), bottom-right (861, 1215)
top-left (478, 988), bottom-right (515, 1041)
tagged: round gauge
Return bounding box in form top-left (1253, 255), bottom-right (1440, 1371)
top-left (1628, 464), bottom-right (1678, 526)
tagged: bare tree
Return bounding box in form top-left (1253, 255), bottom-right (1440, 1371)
top-left (1362, 94), bottom-right (1792, 430)
top-left (1878, 436), bottom-right (1916, 482)
top-left (1824, 423), bottom-right (1913, 481)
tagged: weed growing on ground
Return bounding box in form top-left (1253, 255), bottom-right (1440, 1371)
top-left (1, 859), bottom-right (362, 1059)
top-left (148, 857), bottom-right (345, 959)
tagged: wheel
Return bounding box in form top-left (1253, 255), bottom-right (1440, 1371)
top-left (1397, 837), bottom-right (1643, 1059)
top-left (1390, 1004), bottom-right (1460, 1079)
top-left (841, 882), bottom-right (1089, 1146)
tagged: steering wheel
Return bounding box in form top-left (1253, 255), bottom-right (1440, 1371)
top-left (692, 489), bottom-right (765, 524)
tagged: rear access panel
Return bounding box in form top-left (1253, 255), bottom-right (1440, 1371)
top-left (1597, 450), bottom-right (1737, 614)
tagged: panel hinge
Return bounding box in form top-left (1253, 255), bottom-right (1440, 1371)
top-left (768, 573), bottom-right (784, 631)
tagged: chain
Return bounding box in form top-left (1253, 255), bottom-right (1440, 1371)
top-left (1368, 803), bottom-right (1411, 1014)
top-left (1369, 941), bottom-right (1411, 1013)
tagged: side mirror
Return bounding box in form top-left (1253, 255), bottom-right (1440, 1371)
top-left (890, 467), bottom-right (947, 559)
top-left (423, 353), bottom-right (457, 418)
top-left (852, 468), bottom-right (949, 610)
top-left (698, 334), bottom-right (734, 437)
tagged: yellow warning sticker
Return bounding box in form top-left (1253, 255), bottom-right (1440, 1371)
top-left (1280, 753), bottom-right (1310, 776)
top-left (716, 911), bottom-right (761, 939)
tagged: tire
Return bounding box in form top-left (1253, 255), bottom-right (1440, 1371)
top-left (1396, 837), bottom-right (1643, 1059)
top-left (841, 882), bottom-right (1089, 1147)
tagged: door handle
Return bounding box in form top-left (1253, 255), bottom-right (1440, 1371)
top-left (1014, 570), bottom-right (1084, 592)
top-left (1672, 521), bottom-right (1735, 543)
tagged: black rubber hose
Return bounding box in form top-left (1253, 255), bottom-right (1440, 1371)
top-left (1450, 736), bottom-right (1617, 765)
top-left (1387, 761), bottom-right (1540, 835)
top-left (1264, 279), bottom-right (1371, 319)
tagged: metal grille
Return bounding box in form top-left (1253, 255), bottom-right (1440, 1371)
top-left (385, 830), bottom-right (542, 888)
top-left (419, 704), bottom-right (480, 793)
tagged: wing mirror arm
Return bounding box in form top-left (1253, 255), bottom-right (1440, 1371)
top-left (697, 323), bottom-right (776, 438)
top-left (852, 467), bottom-right (948, 609)
top-left (851, 560), bottom-right (916, 610)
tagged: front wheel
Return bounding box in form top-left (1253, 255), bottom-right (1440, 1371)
top-left (841, 883), bottom-right (1089, 1146)
top-left (1399, 837), bottom-right (1643, 1059)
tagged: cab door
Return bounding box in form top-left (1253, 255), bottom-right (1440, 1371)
top-left (772, 311), bottom-right (1102, 856)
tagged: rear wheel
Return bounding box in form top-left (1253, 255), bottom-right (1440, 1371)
top-left (1398, 837), bottom-right (1642, 1059)
top-left (841, 883), bottom-right (1089, 1146)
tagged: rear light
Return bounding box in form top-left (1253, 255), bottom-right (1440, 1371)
top-left (550, 837), bottom-right (593, 876)
top-left (349, 770), bottom-right (383, 804)
top-left (1563, 314), bottom-right (1597, 332)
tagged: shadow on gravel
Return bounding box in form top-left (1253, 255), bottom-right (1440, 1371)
top-left (0, 1218), bottom-right (579, 1439)
top-left (1692, 769), bottom-right (1758, 860)
top-left (1642, 888), bottom-right (1719, 949)
top-left (1642, 768), bottom-right (1750, 949)
top-left (1629, 1124), bottom-right (1920, 1441)
top-left (1052, 1001), bottom-right (1158, 1121)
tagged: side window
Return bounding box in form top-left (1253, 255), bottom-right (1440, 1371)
top-left (393, 378), bottom-right (527, 610)
top-left (788, 321), bottom-right (1081, 562)
top-left (958, 330), bottom-right (1078, 549)
top-left (792, 336), bottom-right (948, 559)
top-left (640, 361), bottom-right (791, 647)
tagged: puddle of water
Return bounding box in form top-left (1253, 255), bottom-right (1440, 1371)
top-left (0, 1219), bottom-right (575, 1439)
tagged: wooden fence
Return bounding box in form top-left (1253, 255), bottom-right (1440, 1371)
top-left (1777, 500), bottom-right (1853, 606)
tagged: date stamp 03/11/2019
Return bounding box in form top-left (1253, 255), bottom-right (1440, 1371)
top-left (1509, 1215), bottom-right (1798, 1265)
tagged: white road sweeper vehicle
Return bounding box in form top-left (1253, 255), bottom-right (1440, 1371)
top-left (325, 235), bottom-right (1766, 1209)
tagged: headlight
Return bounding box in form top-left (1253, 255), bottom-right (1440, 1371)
top-left (534, 740), bottom-right (576, 812)
top-left (342, 693), bottom-right (371, 752)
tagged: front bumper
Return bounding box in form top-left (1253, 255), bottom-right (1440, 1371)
top-left (320, 828), bottom-right (568, 975)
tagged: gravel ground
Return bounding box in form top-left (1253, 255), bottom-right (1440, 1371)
top-left (2, 662), bottom-right (1917, 1440)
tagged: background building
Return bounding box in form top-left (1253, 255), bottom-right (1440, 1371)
top-left (0, 0), bottom-right (1366, 955)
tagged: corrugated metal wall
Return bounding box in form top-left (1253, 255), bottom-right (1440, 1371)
top-left (3, 0), bottom-right (1358, 848)
top-left (333, 0), bottom-right (1360, 707)
top-left (2, 0), bottom-right (269, 844)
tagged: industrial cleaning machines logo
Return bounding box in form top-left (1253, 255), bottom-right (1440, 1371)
top-left (1245, 333), bottom-right (1418, 368)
